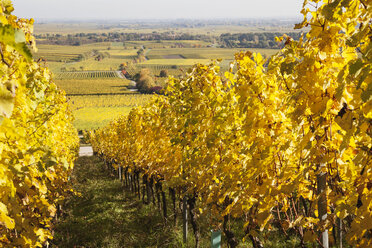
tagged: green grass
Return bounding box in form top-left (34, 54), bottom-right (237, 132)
top-left (52, 156), bottom-right (202, 247)
top-left (51, 156), bottom-right (165, 247)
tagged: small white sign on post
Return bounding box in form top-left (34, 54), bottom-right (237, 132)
top-left (211, 230), bottom-right (221, 248)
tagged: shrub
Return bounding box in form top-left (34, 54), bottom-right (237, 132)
top-left (149, 86), bottom-right (163, 94)
top-left (138, 76), bottom-right (155, 93)
top-left (159, 69), bottom-right (168, 77)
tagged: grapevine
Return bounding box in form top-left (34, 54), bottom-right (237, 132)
top-left (90, 0), bottom-right (371, 247)
top-left (0, 1), bottom-right (79, 247)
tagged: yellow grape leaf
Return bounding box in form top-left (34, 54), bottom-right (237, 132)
top-left (0, 202), bottom-right (15, 229)
top-left (321, 0), bottom-right (341, 22)
top-left (35, 228), bottom-right (49, 242)
top-left (256, 210), bottom-right (272, 230)
top-left (336, 208), bottom-right (348, 219)
top-left (335, 110), bottom-right (353, 131)
top-left (0, 82), bottom-right (15, 122)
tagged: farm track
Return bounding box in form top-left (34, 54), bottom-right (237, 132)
top-left (79, 146), bottom-right (93, 157)
top-left (115, 70), bottom-right (125, 79)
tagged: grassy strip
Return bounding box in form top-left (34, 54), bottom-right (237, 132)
top-left (52, 156), bottom-right (186, 247)
top-left (52, 155), bottom-right (309, 247)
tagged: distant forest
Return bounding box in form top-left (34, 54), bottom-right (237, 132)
top-left (35, 31), bottom-right (304, 49)
top-left (219, 32), bottom-right (302, 48)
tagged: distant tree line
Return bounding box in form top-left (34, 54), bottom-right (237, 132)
top-left (35, 32), bottom-right (214, 46)
top-left (218, 32), bottom-right (303, 49)
top-left (35, 31), bottom-right (303, 49)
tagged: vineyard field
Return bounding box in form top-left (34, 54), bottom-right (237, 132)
top-left (68, 94), bottom-right (153, 110)
top-left (2, 0), bottom-right (369, 247)
top-left (117, 40), bottom-right (212, 49)
top-left (54, 78), bottom-right (131, 95)
top-left (35, 52), bottom-right (82, 62)
top-left (89, 1), bottom-right (372, 248)
top-left (55, 71), bottom-right (121, 79)
top-left (145, 47), bottom-right (278, 59)
top-left (130, 64), bottom-right (188, 77)
top-left (34, 43), bottom-right (110, 62)
top-left (33, 21), bottom-right (284, 135)
top-left (139, 58), bottom-right (212, 66)
top-left (46, 57), bottom-right (125, 72)
top-left (73, 106), bottom-right (134, 130)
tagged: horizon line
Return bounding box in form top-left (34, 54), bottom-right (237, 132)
top-left (34, 17), bottom-right (302, 23)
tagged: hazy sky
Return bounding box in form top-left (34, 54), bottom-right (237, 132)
top-left (13, 0), bottom-right (303, 20)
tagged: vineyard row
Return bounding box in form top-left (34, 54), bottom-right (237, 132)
top-left (89, 1), bottom-right (372, 248)
top-left (56, 71), bottom-right (119, 79)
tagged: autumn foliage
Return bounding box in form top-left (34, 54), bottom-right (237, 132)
top-left (91, 0), bottom-right (371, 246)
top-left (0, 1), bottom-right (79, 246)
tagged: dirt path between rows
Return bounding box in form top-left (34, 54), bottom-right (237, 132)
top-left (79, 146), bottom-right (93, 157)
top-left (51, 156), bottom-right (176, 247)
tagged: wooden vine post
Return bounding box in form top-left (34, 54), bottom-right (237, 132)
top-left (317, 163), bottom-right (328, 248)
top-left (183, 190), bottom-right (188, 244)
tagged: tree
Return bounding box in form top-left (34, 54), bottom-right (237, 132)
top-left (138, 76), bottom-right (155, 93)
top-left (159, 69), bottom-right (168, 77)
